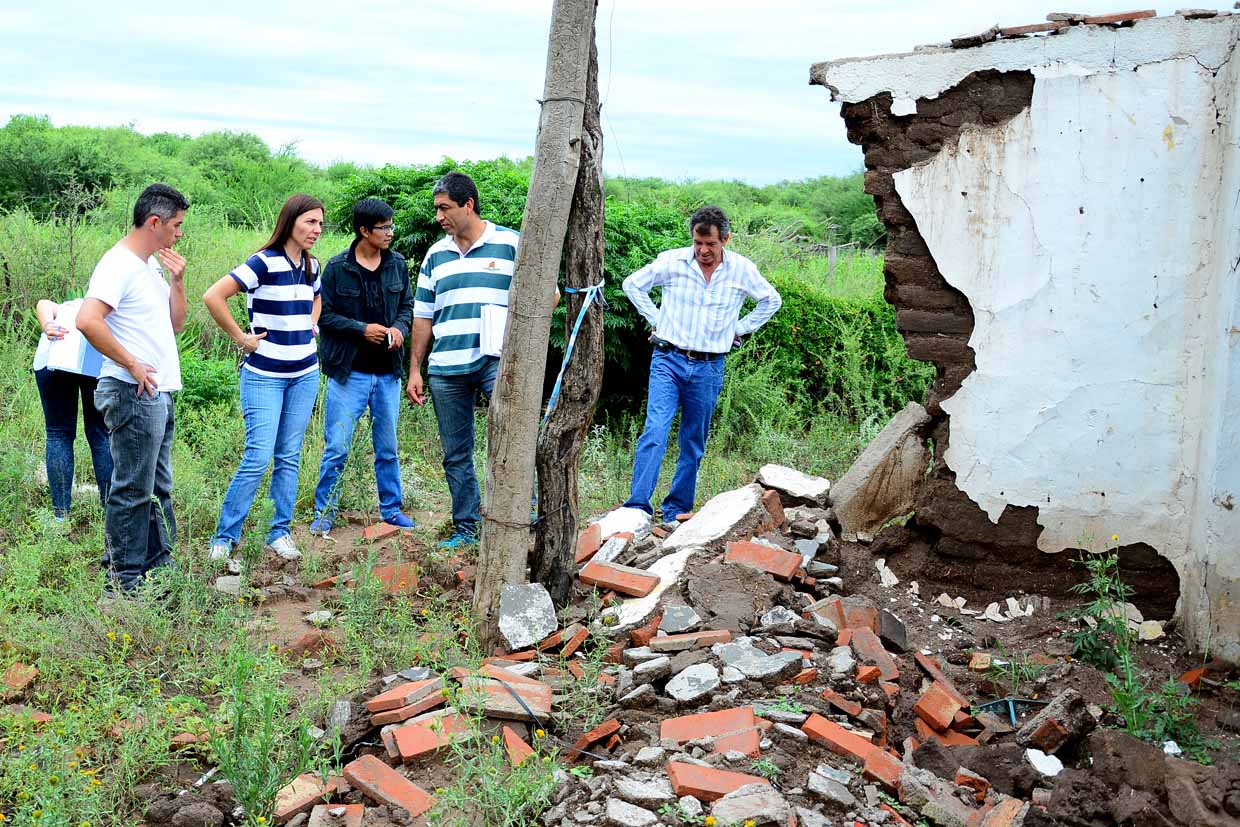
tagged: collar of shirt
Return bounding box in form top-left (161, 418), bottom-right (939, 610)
top-left (674, 245), bottom-right (731, 278)
top-left (449, 221), bottom-right (496, 256)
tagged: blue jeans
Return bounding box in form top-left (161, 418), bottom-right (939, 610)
top-left (34, 368), bottom-right (112, 516)
top-left (429, 357), bottom-right (498, 536)
top-left (624, 349), bottom-right (725, 519)
top-left (313, 371), bottom-right (403, 522)
top-left (213, 367), bottom-right (318, 547)
top-left (93, 377), bottom-right (175, 591)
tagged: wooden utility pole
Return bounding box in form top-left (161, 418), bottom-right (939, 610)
top-left (533, 26), bottom-right (605, 606)
top-left (473, 0), bottom-right (595, 649)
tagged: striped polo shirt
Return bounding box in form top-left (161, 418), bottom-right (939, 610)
top-left (229, 249), bottom-right (321, 378)
top-left (414, 221), bottom-right (519, 376)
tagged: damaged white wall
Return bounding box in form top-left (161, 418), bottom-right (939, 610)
top-left (815, 15), bottom-right (1240, 661)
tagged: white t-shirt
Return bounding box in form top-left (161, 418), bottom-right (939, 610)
top-left (85, 244), bottom-right (182, 392)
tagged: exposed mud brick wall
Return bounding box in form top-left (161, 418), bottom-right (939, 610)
top-left (838, 69), bottom-right (1180, 619)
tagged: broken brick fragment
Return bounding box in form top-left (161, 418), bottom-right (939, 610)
top-left (724, 540), bottom-right (802, 580)
top-left (999, 20), bottom-right (1069, 36)
top-left (762, 488), bottom-right (786, 528)
top-left (713, 727), bottom-right (761, 757)
top-left (502, 725), bottom-right (534, 766)
top-left (392, 713), bottom-right (471, 761)
top-left (820, 688), bottom-right (862, 718)
top-left (342, 754), bottom-right (434, 818)
top-left (667, 761), bottom-right (770, 802)
top-left (370, 563), bottom-right (418, 595)
top-left (572, 718), bottom-right (621, 755)
top-left (913, 652), bottom-right (969, 707)
top-left (914, 682), bottom-right (963, 732)
top-left (802, 713), bottom-right (876, 764)
top-left (284, 630), bottom-right (336, 659)
top-left (560, 626), bottom-right (590, 658)
top-left (955, 767), bottom-right (990, 803)
top-left (880, 681), bottom-right (901, 704)
top-left (575, 523), bottom-right (603, 564)
top-left (274, 773), bottom-right (338, 824)
top-left (369, 691), bottom-right (446, 726)
top-left (792, 667), bottom-right (818, 685)
top-left (362, 522), bottom-right (404, 542)
top-left (850, 627), bottom-right (900, 681)
top-left (880, 803), bottom-right (915, 827)
top-left (914, 717), bottom-right (979, 747)
top-left (629, 612), bottom-right (664, 648)
top-left (1083, 9), bottom-right (1156, 25)
top-left (365, 678), bottom-right (444, 714)
top-left (864, 746), bottom-right (902, 792)
top-left (857, 665), bottom-right (881, 684)
top-left (1028, 717), bottom-right (1070, 753)
top-left (579, 561), bottom-right (659, 597)
top-left (1179, 667), bottom-right (1207, 690)
top-left (661, 707), bottom-right (755, 743)
top-left (649, 629), bottom-right (732, 652)
top-left (1, 662), bottom-right (37, 695)
top-left (980, 798), bottom-right (1026, 827)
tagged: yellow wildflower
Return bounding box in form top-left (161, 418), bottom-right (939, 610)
top-left (745, 821), bottom-right (756, 827)
top-left (1111, 533), bottom-right (1119, 542)
top-left (491, 735), bottom-right (499, 744)
top-left (704, 818), bottom-right (717, 827)
top-left (121, 633), bottom-right (131, 643)
top-left (106, 631), bottom-right (117, 641)
top-left (535, 729), bottom-right (545, 738)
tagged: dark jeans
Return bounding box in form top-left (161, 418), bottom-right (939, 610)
top-left (624, 348), bottom-right (725, 519)
top-left (428, 358), bottom-right (499, 536)
top-left (34, 368), bottom-right (112, 516)
top-left (93, 377), bottom-right (176, 591)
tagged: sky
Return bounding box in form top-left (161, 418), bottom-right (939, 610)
top-left (1, 1), bottom-right (1230, 184)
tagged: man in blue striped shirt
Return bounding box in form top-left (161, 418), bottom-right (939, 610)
top-left (407, 172), bottom-right (518, 549)
top-left (622, 205), bottom-right (782, 521)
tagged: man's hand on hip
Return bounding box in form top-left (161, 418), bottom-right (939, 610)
top-left (363, 323), bottom-right (389, 344)
top-left (128, 362), bottom-right (159, 397)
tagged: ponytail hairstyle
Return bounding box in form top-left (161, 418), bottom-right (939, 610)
top-left (260, 194), bottom-right (325, 284)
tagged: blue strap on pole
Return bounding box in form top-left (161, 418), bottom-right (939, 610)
top-left (543, 282), bottom-right (606, 424)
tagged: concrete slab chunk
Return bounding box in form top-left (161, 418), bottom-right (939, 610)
top-left (663, 484), bottom-right (767, 552)
top-left (831, 402), bottom-right (929, 536)
top-left (756, 464), bottom-right (831, 504)
top-left (498, 583), bottom-right (558, 651)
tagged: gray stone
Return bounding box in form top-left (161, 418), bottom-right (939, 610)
top-left (773, 722), bottom-right (809, 742)
top-left (789, 519), bottom-right (818, 539)
top-left (806, 561), bottom-right (839, 578)
top-left (1178, 8), bottom-right (1220, 18)
top-left (879, 609), bottom-right (908, 653)
top-left (594, 760), bottom-right (631, 773)
top-left (303, 610), bottom-right (332, 627)
top-left (795, 807), bottom-right (833, 827)
top-left (633, 746), bottom-right (665, 766)
top-left (774, 635), bottom-right (819, 650)
top-left (632, 656), bottom-right (672, 685)
top-left (604, 797), bottom-right (658, 827)
top-left (619, 684), bottom-right (656, 708)
top-left (831, 401), bottom-right (929, 535)
top-left (613, 777), bottom-right (675, 806)
top-left (757, 708), bottom-right (807, 725)
top-left (897, 765), bottom-right (940, 810)
top-left (826, 646), bottom-right (856, 675)
top-left (659, 604), bottom-right (701, 635)
top-left (213, 576), bottom-right (242, 596)
top-left (808, 769), bottom-right (857, 808)
top-left (621, 646), bottom-right (662, 666)
top-left (666, 663), bottom-right (720, 703)
top-left (678, 796), bottom-right (703, 818)
top-left (712, 638), bottom-right (803, 681)
top-left (759, 605), bottom-right (800, 633)
top-left (814, 764), bottom-right (853, 785)
top-left (325, 699), bottom-right (351, 735)
top-left (710, 782), bottom-right (791, 825)
top-left (721, 666), bottom-right (746, 684)
top-left (594, 535), bottom-right (630, 565)
top-left (757, 463), bottom-right (831, 504)
top-left (498, 583), bottom-right (558, 651)
top-left (170, 802), bottom-right (225, 827)
top-left (950, 25), bottom-right (1000, 49)
top-left (921, 794), bottom-right (972, 827)
top-left (663, 484), bottom-right (768, 552)
top-left (1046, 11), bottom-right (1087, 21)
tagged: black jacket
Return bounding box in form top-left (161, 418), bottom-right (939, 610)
top-left (317, 241), bottom-right (414, 382)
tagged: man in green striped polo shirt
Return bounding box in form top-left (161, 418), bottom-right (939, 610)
top-left (407, 172), bottom-right (518, 550)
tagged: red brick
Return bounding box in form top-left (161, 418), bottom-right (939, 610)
top-left (1179, 667), bottom-right (1207, 691)
top-left (953, 710), bottom-right (976, 730)
top-left (579, 561), bottom-right (660, 597)
top-left (762, 488), bottom-right (786, 528)
top-left (2, 662), bottom-right (37, 694)
top-left (713, 727), bottom-right (761, 757)
top-left (792, 667), bottom-right (818, 685)
top-left (667, 761), bottom-right (770, 802)
top-left (675, 512), bottom-right (693, 522)
top-left (458, 675), bottom-right (552, 721)
top-left (724, 540), bottom-right (802, 580)
top-left (1029, 717), bottom-right (1069, 753)
top-left (502, 725), bottom-right (535, 767)
top-left (604, 733), bottom-right (621, 751)
top-left (981, 798), bottom-right (1025, 827)
top-left (881, 681), bottom-right (901, 704)
top-left (312, 575), bottom-right (338, 589)
top-left (649, 629), bottom-right (732, 652)
top-left (880, 803), bottom-right (915, 827)
top-left (274, 773), bottom-right (338, 823)
top-left (913, 653), bottom-right (969, 708)
top-left (836, 629), bottom-right (853, 647)
top-left (661, 707), bottom-right (755, 744)
top-left (362, 521), bottom-right (404, 542)
top-left (485, 650), bottom-right (536, 664)
top-left (802, 714), bottom-right (876, 765)
top-left (603, 641), bottom-right (625, 664)
top-left (820, 688), bottom-right (862, 718)
top-left (572, 718), bottom-right (621, 754)
top-left (651, 525), bottom-right (669, 539)
top-left (914, 717), bottom-right (979, 747)
top-left (371, 563), bottom-right (418, 595)
top-left (566, 660), bottom-right (585, 679)
top-left (537, 623), bottom-right (574, 651)
top-left (575, 523), bottom-right (603, 564)
top-left (1000, 20), bottom-right (1069, 36)
top-left (955, 767), bottom-right (990, 803)
top-left (366, 678), bottom-right (444, 713)
top-left (914, 682), bottom-right (962, 732)
top-left (343, 754), bottom-right (434, 817)
top-left (857, 665), bottom-right (881, 684)
top-left (480, 663), bottom-right (549, 687)
top-left (629, 612), bottom-right (664, 648)
top-left (284, 631), bottom-right (336, 658)
top-left (850, 628), bottom-right (900, 682)
top-left (370, 690), bottom-right (446, 726)
top-left (863, 748), bottom-right (902, 793)
top-left (380, 727), bottom-right (399, 759)
top-left (560, 625), bottom-right (590, 658)
top-left (393, 713), bottom-right (471, 761)
top-left (170, 732), bottom-right (206, 750)
top-left (308, 804), bottom-right (364, 827)
top-left (1083, 9), bottom-right (1156, 25)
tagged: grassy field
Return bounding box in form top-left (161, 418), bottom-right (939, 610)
top-left (0, 209), bottom-right (895, 825)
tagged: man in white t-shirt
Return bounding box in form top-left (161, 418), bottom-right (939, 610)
top-left (77, 183), bottom-right (190, 594)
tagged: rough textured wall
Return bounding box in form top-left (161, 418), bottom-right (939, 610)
top-left (814, 15), bottom-right (1240, 660)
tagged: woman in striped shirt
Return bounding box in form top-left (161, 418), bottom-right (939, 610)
top-left (202, 194), bottom-right (324, 564)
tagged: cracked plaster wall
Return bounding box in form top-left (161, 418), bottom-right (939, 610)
top-left (815, 15), bottom-right (1240, 661)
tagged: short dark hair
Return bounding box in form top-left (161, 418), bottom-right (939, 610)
top-left (689, 205), bottom-right (730, 240)
top-left (432, 171), bottom-right (480, 215)
top-left (133, 183), bottom-right (189, 228)
top-left (352, 198), bottom-right (394, 237)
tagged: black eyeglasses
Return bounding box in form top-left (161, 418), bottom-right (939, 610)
top-left (371, 224), bottom-right (396, 234)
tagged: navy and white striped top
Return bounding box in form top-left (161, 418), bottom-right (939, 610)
top-left (229, 249), bottom-right (321, 378)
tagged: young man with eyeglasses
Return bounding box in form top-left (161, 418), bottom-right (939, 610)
top-left (310, 198), bottom-right (416, 533)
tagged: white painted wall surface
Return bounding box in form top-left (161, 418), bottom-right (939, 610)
top-left (818, 15), bottom-right (1240, 660)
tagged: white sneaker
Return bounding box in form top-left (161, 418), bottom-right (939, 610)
top-left (209, 541), bottom-right (232, 562)
top-left (267, 534), bottom-right (302, 561)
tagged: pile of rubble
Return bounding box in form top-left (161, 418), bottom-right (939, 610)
top-left (176, 456), bottom-right (1230, 827)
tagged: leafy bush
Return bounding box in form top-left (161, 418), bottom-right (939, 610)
top-left (178, 349), bottom-right (239, 411)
